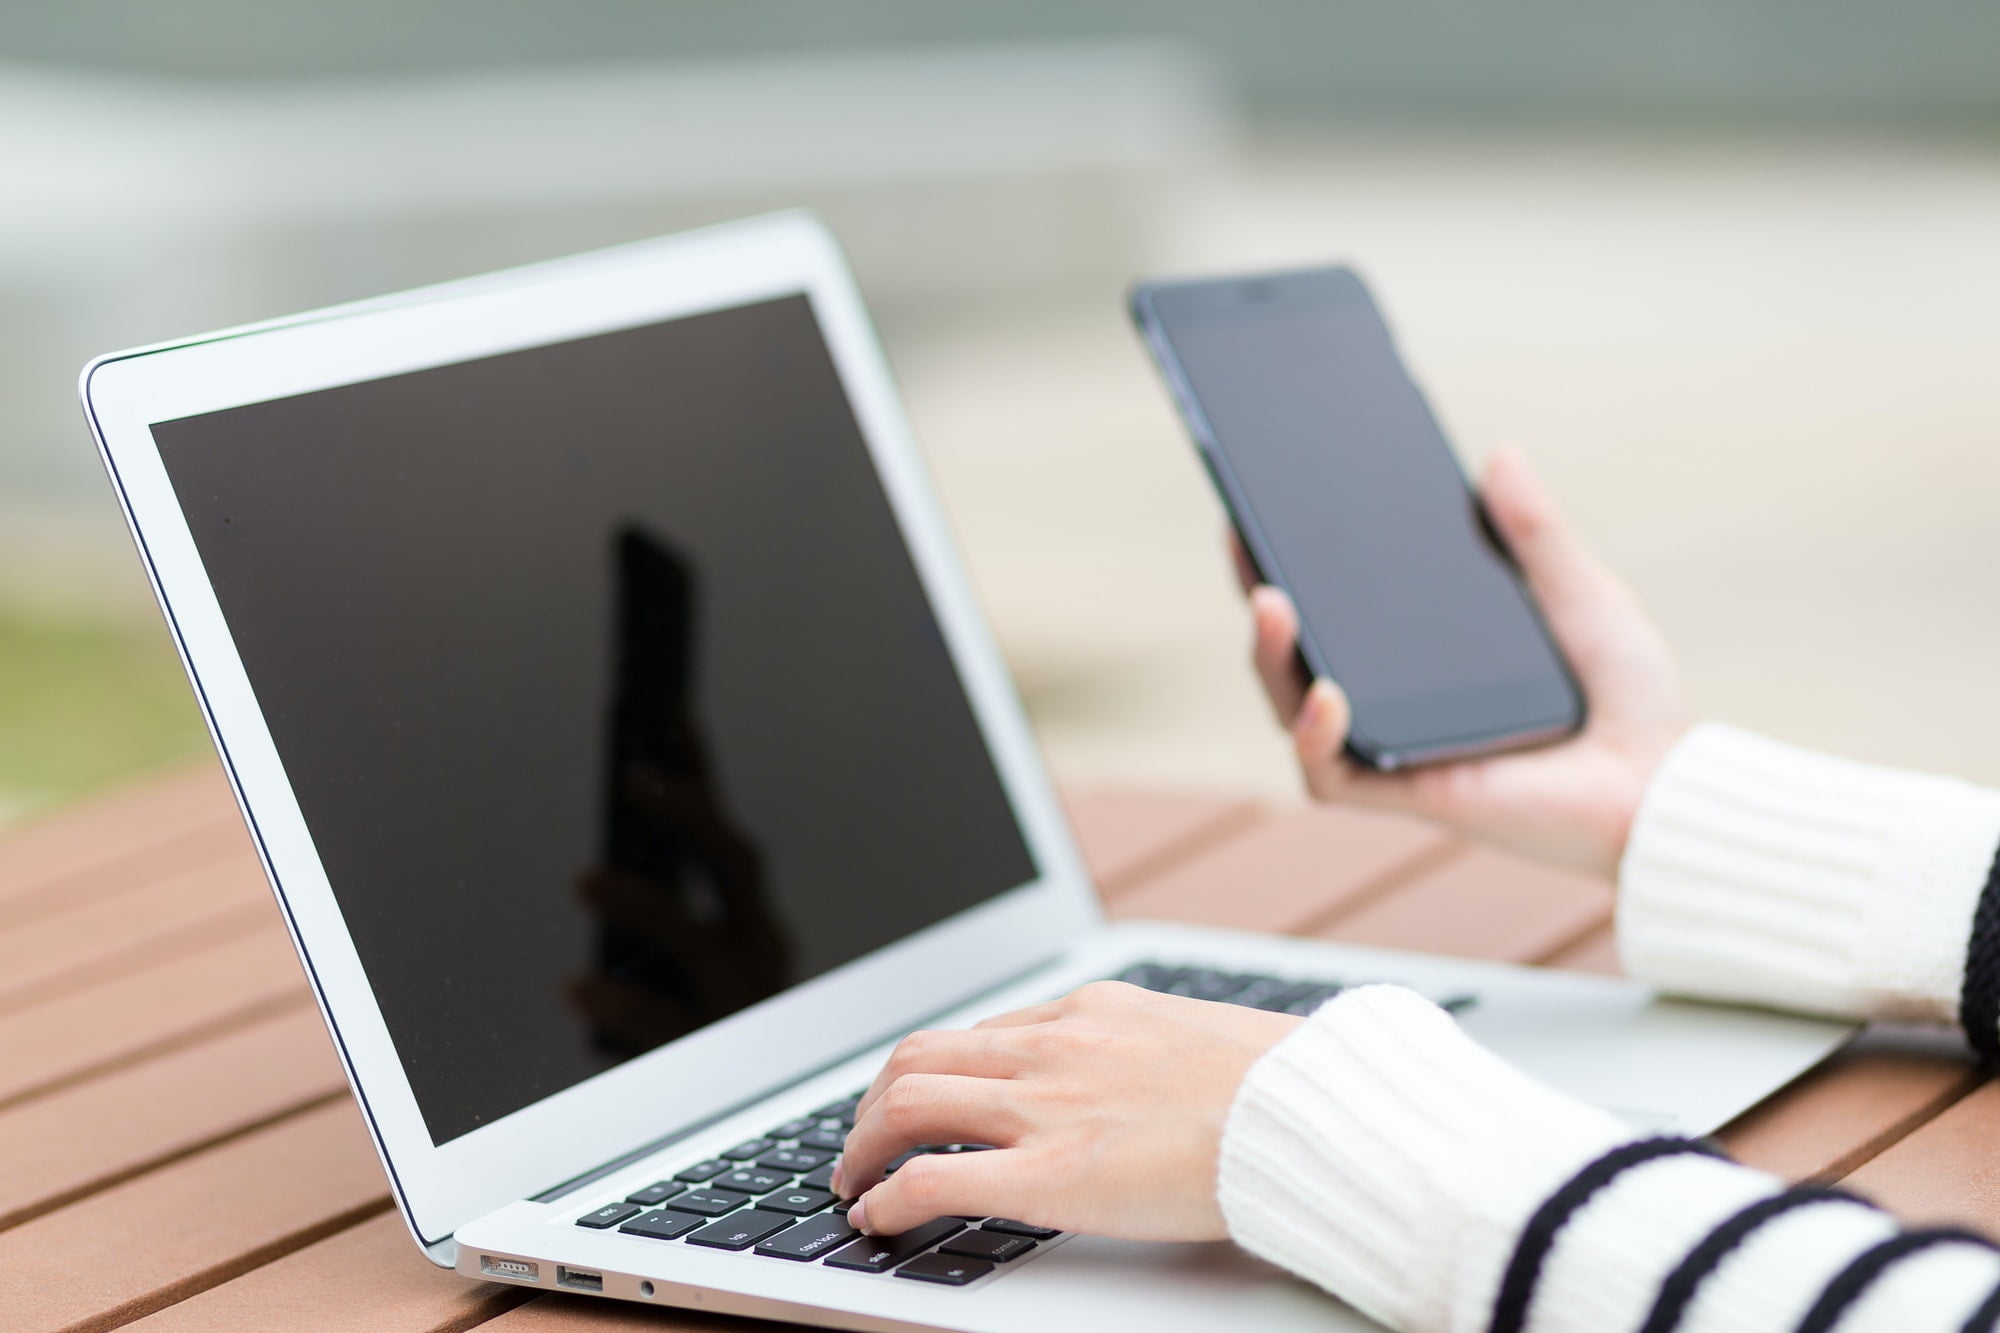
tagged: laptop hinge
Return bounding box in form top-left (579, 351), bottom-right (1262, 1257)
top-left (528, 949), bottom-right (1075, 1206)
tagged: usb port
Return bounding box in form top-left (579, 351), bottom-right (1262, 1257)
top-left (557, 1266), bottom-right (604, 1293)
top-left (479, 1256), bottom-right (538, 1282)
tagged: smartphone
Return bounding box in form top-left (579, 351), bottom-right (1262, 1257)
top-left (1130, 265), bottom-right (1584, 770)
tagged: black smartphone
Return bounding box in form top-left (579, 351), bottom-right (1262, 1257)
top-left (1130, 265), bottom-right (1584, 770)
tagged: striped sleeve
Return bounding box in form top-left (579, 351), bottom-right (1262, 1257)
top-left (1219, 987), bottom-right (2000, 1333)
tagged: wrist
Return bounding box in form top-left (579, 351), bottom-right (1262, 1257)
top-left (1218, 985), bottom-right (1633, 1331)
top-left (1600, 718), bottom-right (1697, 874)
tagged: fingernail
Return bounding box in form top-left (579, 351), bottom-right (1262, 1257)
top-left (848, 1195), bottom-right (871, 1234)
top-left (829, 1162), bottom-right (845, 1196)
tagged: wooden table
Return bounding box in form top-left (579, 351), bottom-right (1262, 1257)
top-left (4, 763), bottom-right (1996, 1333)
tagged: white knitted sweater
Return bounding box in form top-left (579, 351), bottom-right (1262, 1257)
top-left (1217, 724), bottom-right (2000, 1331)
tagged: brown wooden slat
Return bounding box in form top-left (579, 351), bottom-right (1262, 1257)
top-left (0, 1006), bottom-right (347, 1233)
top-left (123, 1211), bottom-right (525, 1333)
top-left (1107, 804), bottom-right (1451, 934)
top-left (1543, 921), bottom-right (1621, 975)
top-left (0, 1099), bottom-right (389, 1333)
top-left (0, 854), bottom-right (271, 1015)
top-left (1061, 789), bottom-right (1263, 899)
top-left (0, 763), bottom-right (232, 899)
top-left (0, 820), bottom-right (253, 937)
top-left (0, 925), bottom-right (309, 1109)
top-left (1716, 1030), bottom-right (1982, 1184)
top-left (1838, 1073), bottom-right (2000, 1234)
top-left (1312, 846), bottom-right (1612, 963)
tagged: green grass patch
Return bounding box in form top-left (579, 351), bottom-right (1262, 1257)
top-left (0, 602), bottom-right (210, 824)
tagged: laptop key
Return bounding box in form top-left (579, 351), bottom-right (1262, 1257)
top-left (718, 1168), bottom-right (791, 1195)
top-left (1224, 975), bottom-right (1293, 1009)
top-left (757, 1213), bottom-right (859, 1260)
top-left (1166, 968), bottom-right (1253, 1002)
top-left (823, 1218), bottom-right (964, 1273)
top-left (983, 1219), bottom-right (1060, 1240)
top-left (674, 1159), bottom-right (731, 1183)
top-left (619, 1208), bottom-right (705, 1241)
top-left (722, 1138), bottom-right (776, 1161)
top-left (801, 1162), bottom-right (839, 1192)
top-left (799, 1126), bottom-right (848, 1152)
top-left (625, 1180), bottom-right (681, 1207)
top-left (763, 1187), bottom-right (836, 1216)
top-left (768, 1116), bottom-right (817, 1140)
top-left (576, 1201), bottom-right (643, 1229)
top-left (882, 1148), bottom-right (926, 1174)
top-left (667, 1188), bottom-right (752, 1217)
top-left (759, 1147), bottom-right (831, 1173)
top-left (941, 1230), bottom-right (1036, 1262)
top-left (1114, 962), bottom-right (1185, 991)
top-left (896, 1252), bottom-right (994, 1286)
top-left (686, 1209), bottom-right (794, 1251)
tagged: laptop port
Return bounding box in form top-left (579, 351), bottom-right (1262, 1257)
top-left (557, 1266), bottom-right (604, 1293)
top-left (479, 1256), bottom-right (538, 1282)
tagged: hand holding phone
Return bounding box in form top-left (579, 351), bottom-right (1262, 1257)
top-left (1131, 264), bottom-right (1691, 874)
top-left (1242, 446), bottom-right (1692, 878)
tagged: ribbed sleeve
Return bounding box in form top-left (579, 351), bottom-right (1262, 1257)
top-left (1618, 723), bottom-right (2000, 1024)
top-left (1218, 986), bottom-right (2000, 1332)
top-left (1218, 985), bottom-right (1630, 1331)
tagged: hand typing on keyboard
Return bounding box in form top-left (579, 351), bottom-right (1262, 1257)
top-left (831, 979), bottom-right (1302, 1243)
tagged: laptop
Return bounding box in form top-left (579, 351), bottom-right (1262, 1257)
top-left (78, 212), bottom-right (1853, 1331)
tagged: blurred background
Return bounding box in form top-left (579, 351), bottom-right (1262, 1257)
top-left (4, 1), bottom-right (1999, 826)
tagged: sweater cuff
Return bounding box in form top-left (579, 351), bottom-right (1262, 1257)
top-left (1218, 986), bottom-right (1632, 1332)
top-left (1618, 723), bottom-right (2000, 1023)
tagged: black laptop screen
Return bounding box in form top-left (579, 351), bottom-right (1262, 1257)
top-left (151, 294), bottom-right (1040, 1145)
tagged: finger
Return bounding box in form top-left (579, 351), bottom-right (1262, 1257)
top-left (1292, 677), bottom-right (1357, 798)
top-left (973, 1001), bottom-right (1063, 1030)
top-left (1250, 585), bottom-right (1309, 723)
top-left (1479, 447), bottom-right (1627, 642)
top-left (1227, 529), bottom-right (1260, 595)
top-left (839, 1073), bottom-right (1027, 1197)
top-left (849, 1146), bottom-right (1045, 1238)
top-left (855, 1028), bottom-right (1029, 1125)
top-left (969, 976), bottom-right (1146, 1035)
top-left (1292, 679), bottom-right (1483, 828)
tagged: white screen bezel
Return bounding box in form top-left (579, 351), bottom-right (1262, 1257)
top-left (79, 212), bottom-right (1099, 1246)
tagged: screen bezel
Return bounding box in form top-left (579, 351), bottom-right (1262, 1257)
top-left (1131, 266), bottom-right (1583, 768)
top-left (79, 212), bottom-right (1099, 1249)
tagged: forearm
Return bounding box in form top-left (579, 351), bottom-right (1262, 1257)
top-left (1618, 724), bottom-right (2000, 1046)
top-left (1220, 987), bottom-right (2000, 1332)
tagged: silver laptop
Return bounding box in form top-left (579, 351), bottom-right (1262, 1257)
top-left (78, 212), bottom-right (1852, 1332)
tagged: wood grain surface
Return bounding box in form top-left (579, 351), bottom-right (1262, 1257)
top-left (0, 762), bottom-right (1986, 1331)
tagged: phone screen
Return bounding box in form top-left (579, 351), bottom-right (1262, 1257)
top-left (1138, 268), bottom-right (1581, 765)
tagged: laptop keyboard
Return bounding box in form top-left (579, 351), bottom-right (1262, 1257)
top-left (1109, 962), bottom-right (1475, 1016)
top-left (576, 959), bottom-right (1476, 1288)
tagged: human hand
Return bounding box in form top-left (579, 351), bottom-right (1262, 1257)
top-left (1240, 446), bottom-right (1690, 878)
top-left (829, 981), bottom-right (1301, 1240)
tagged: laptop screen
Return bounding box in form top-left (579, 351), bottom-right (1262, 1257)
top-left (150, 293), bottom-right (1040, 1146)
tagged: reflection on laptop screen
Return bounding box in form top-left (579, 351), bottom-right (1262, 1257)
top-left (151, 294), bottom-right (1040, 1146)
